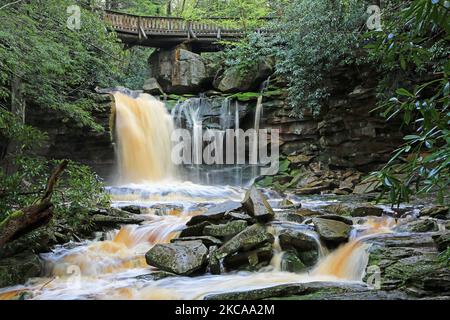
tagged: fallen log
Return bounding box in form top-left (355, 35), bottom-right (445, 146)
top-left (0, 160), bottom-right (68, 248)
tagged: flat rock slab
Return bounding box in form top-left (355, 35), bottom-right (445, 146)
top-left (319, 214), bottom-right (353, 225)
top-left (395, 219), bottom-right (438, 233)
top-left (351, 205), bottom-right (384, 217)
top-left (135, 271), bottom-right (176, 281)
top-left (186, 201), bottom-right (242, 226)
top-left (203, 220), bottom-right (247, 238)
top-left (420, 206), bottom-right (449, 219)
top-left (312, 217), bottom-right (351, 243)
top-left (171, 236), bottom-right (222, 247)
top-left (91, 214), bottom-right (145, 227)
top-left (203, 281), bottom-right (367, 300)
top-left (145, 240), bottom-right (208, 275)
top-left (179, 221), bottom-right (211, 237)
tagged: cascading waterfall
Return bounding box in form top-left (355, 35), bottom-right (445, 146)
top-left (113, 92), bottom-right (175, 184)
top-left (0, 214), bottom-right (392, 300)
top-left (0, 88), bottom-right (398, 301)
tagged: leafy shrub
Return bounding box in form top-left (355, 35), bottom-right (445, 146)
top-left (367, 0), bottom-right (449, 204)
top-left (0, 157), bottom-right (110, 232)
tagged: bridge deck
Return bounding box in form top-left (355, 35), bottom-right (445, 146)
top-left (104, 10), bottom-right (263, 51)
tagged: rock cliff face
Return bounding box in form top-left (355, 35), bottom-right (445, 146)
top-left (22, 47), bottom-right (403, 182)
top-left (259, 67), bottom-right (404, 172)
top-left (25, 94), bottom-right (115, 180)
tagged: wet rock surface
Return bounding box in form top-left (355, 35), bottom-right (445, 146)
top-left (242, 185), bottom-right (275, 222)
top-left (0, 251), bottom-right (42, 287)
top-left (203, 281), bottom-right (367, 300)
top-left (145, 241), bottom-right (208, 275)
top-left (364, 232), bottom-right (450, 297)
top-left (312, 217), bottom-right (351, 243)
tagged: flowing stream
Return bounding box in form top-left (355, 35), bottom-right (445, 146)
top-left (0, 91), bottom-right (397, 300)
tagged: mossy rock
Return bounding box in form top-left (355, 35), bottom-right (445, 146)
top-left (0, 251), bottom-right (42, 287)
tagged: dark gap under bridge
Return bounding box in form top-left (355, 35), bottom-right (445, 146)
top-left (104, 10), bottom-right (269, 52)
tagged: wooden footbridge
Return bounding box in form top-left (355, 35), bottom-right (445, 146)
top-left (104, 10), bottom-right (267, 52)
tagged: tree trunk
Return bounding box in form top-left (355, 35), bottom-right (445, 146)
top-left (0, 160), bottom-right (68, 248)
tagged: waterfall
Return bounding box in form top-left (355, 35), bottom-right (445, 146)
top-left (220, 98), bottom-right (233, 129)
top-left (113, 92), bottom-right (175, 184)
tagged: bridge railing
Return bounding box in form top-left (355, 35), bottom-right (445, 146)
top-left (104, 10), bottom-right (251, 38)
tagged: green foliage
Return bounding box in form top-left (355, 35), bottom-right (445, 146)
top-left (114, 0), bottom-right (167, 15)
top-left (221, 32), bottom-right (274, 74)
top-left (439, 247), bottom-right (450, 266)
top-left (272, 0), bottom-right (368, 117)
top-left (367, 0), bottom-right (449, 205)
top-left (0, 0), bottom-right (125, 132)
top-left (170, 0), bottom-right (271, 29)
top-left (0, 158), bottom-right (110, 232)
top-left (116, 47), bottom-right (154, 90)
top-left (0, 0), bottom-right (119, 233)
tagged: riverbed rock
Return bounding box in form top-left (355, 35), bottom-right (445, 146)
top-left (118, 205), bottom-right (142, 215)
top-left (296, 208), bottom-right (323, 217)
top-left (171, 236), bottom-right (222, 248)
top-left (420, 206), bottom-right (449, 220)
top-left (0, 251), bottom-right (42, 287)
top-left (319, 214), bottom-right (353, 225)
top-left (91, 214), bottom-right (145, 228)
top-left (278, 229), bottom-right (319, 252)
top-left (242, 186), bottom-right (275, 222)
top-left (135, 271), bottom-right (176, 281)
top-left (273, 212), bottom-right (304, 224)
top-left (395, 219), bottom-right (439, 233)
top-left (203, 281), bottom-right (367, 300)
top-left (179, 221), bottom-right (211, 237)
top-left (432, 232), bottom-right (450, 252)
top-left (225, 211), bottom-right (255, 223)
top-left (312, 218), bottom-right (351, 243)
top-left (186, 201), bottom-right (241, 226)
top-left (352, 180), bottom-right (379, 194)
top-left (351, 205), bottom-right (384, 217)
top-left (223, 243), bottom-right (273, 271)
top-left (364, 233), bottom-right (450, 296)
top-left (321, 203), bottom-right (352, 216)
top-left (203, 220), bottom-right (248, 238)
top-left (145, 241), bottom-right (208, 275)
top-left (280, 250), bottom-right (307, 273)
top-left (210, 224), bottom-right (274, 274)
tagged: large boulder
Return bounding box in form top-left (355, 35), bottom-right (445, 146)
top-left (148, 47), bottom-right (210, 94)
top-left (312, 217), bottom-right (351, 243)
top-left (145, 241), bottom-right (208, 275)
top-left (213, 58), bottom-right (273, 93)
top-left (278, 229), bottom-right (320, 267)
top-left (278, 229), bottom-right (319, 252)
top-left (242, 185), bottom-right (275, 222)
top-left (0, 251), bottom-right (42, 287)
